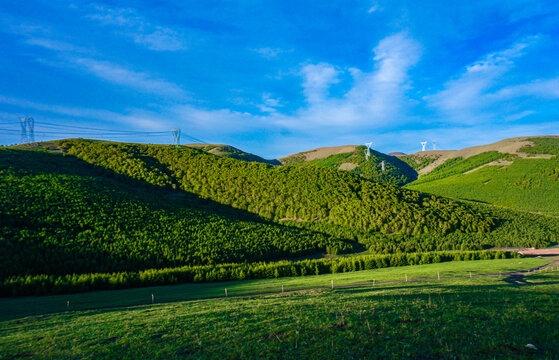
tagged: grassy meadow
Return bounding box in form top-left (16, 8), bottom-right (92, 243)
top-left (1, 259), bottom-right (557, 359)
top-left (0, 257), bottom-right (548, 321)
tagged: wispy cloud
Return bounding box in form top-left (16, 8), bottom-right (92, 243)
top-left (85, 4), bottom-right (187, 51)
top-left (73, 57), bottom-right (187, 98)
top-left (276, 32), bottom-right (421, 130)
top-left (425, 37), bottom-right (540, 121)
top-left (0, 95), bottom-right (171, 131)
top-left (491, 77), bottom-right (559, 100)
top-left (346, 32), bottom-right (421, 117)
top-left (504, 110), bottom-right (535, 122)
top-left (22, 33), bottom-right (187, 99)
top-left (252, 47), bottom-right (287, 59)
top-left (257, 93), bottom-right (283, 113)
top-left (300, 63), bottom-right (340, 104)
top-left (25, 38), bottom-right (89, 53)
top-left (367, 3), bottom-right (380, 13)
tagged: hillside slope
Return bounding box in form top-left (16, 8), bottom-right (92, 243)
top-left (404, 136), bottom-right (558, 175)
top-left (56, 139), bottom-right (493, 235)
top-left (185, 143), bottom-right (280, 165)
top-left (407, 137), bottom-right (559, 215)
top-left (0, 148), bottom-right (351, 279)
top-left (3, 139), bottom-right (558, 285)
top-left (279, 145), bottom-right (417, 186)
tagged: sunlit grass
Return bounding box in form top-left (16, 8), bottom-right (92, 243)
top-left (1, 268), bottom-right (557, 359)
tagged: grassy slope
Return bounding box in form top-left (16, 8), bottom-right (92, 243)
top-left (408, 139), bottom-right (559, 216)
top-left (409, 158), bottom-right (559, 216)
top-left (411, 151), bottom-right (509, 185)
top-left (1, 260), bottom-right (557, 359)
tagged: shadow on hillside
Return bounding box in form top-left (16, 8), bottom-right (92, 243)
top-left (1, 148), bottom-right (284, 224)
top-left (1, 148), bottom-right (358, 277)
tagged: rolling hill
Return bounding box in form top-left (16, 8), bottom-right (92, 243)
top-left (0, 148), bottom-right (354, 280)
top-left (185, 143), bottom-right (280, 165)
top-left (2, 138), bottom-right (559, 294)
top-left (279, 145), bottom-right (417, 186)
top-left (406, 136), bottom-right (559, 215)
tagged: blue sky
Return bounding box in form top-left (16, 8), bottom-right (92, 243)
top-left (1, 1), bottom-right (558, 158)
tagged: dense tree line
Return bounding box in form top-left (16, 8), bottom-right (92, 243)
top-left (283, 202), bottom-right (557, 253)
top-left (1, 250), bottom-right (517, 296)
top-left (188, 144), bottom-right (279, 164)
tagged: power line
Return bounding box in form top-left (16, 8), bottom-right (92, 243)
top-left (0, 128), bottom-right (169, 136)
top-left (37, 122), bottom-right (170, 134)
top-left (0, 119), bottom-right (208, 144)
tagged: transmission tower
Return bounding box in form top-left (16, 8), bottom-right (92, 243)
top-left (364, 142), bottom-right (373, 161)
top-left (381, 160), bottom-right (385, 171)
top-left (421, 141), bottom-right (427, 152)
top-left (172, 128), bottom-right (181, 146)
top-left (19, 117), bottom-right (35, 144)
top-left (432, 142), bottom-right (437, 150)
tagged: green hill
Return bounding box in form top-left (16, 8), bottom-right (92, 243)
top-left (2, 138), bottom-right (559, 293)
top-left (407, 137), bottom-right (559, 216)
top-left (0, 148), bottom-right (354, 280)
top-left (185, 143), bottom-right (280, 165)
top-left (279, 145), bottom-right (417, 186)
top-left (55, 139), bottom-right (490, 235)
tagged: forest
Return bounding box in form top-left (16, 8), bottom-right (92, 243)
top-left (1, 139), bottom-right (558, 295)
top-left (60, 139), bottom-right (494, 235)
top-left (0, 148), bottom-right (354, 279)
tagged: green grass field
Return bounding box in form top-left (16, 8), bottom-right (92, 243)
top-left (1, 259), bottom-right (557, 359)
top-left (0, 258), bottom-right (548, 321)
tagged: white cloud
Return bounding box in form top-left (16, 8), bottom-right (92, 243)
top-left (425, 37), bottom-right (542, 122)
top-left (300, 63), bottom-right (340, 104)
top-left (0, 95), bottom-right (171, 131)
top-left (25, 38), bottom-right (88, 53)
top-left (72, 57), bottom-right (186, 98)
top-left (504, 110), bottom-right (535, 122)
top-left (465, 40), bottom-right (531, 74)
top-left (368, 3), bottom-right (380, 13)
top-left (274, 32), bottom-right (421, 131)
top-left (257, 93), bottom-right (282, 113)
top-left (252, 47), bottom-right (286, 59)
top-left (346, 32), bottom-right (421, 115)
top-left (86, 4), bottom-right (187, 51)
top-left (491, 77), bottom-right (559, 100)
